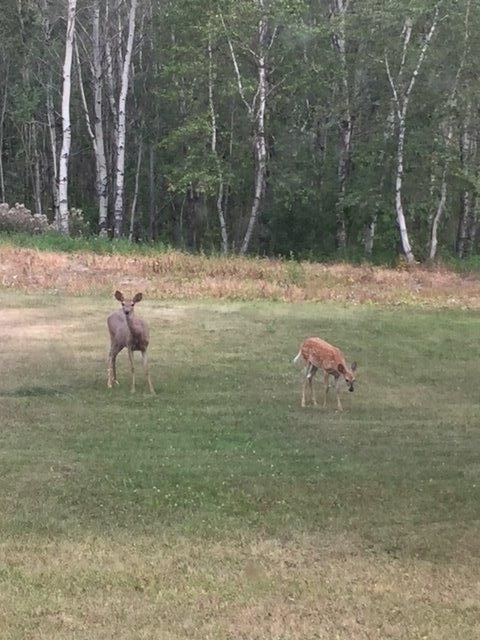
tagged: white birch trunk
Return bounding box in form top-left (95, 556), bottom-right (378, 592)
top-left (113, 0), bottom-right (138, 238)
top-left (330, 0), bottom-right (352, 250)
top-left (429, 0), bottom-right (471, 260)
top-left (75, 35), bottom-right (109, 232)
top-left (386, 7), bottom-right (440, 263)
top-left (428, 166), bottom-right (448, 261)
top-left (394, 110), bottom-right (415, 262)
top-left (240, 4), bottom-right (268, 255)
top-left (92, 1), bottom-right (109, 235)
top-left (58, 0), bottom-right (77, 235)
top-left (208, 34), bottom-right (228, 254)
top-left (364, 218), bottom-right (376, 257)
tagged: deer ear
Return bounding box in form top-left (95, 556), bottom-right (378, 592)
top-left (133, 292), bottom-right (143, 303)
top-left (351, 361), bottom-right (358, 372)
top-left (337, 363), bottom-right (346, 374)
top-left (114, 290), bottom-right (124, 302)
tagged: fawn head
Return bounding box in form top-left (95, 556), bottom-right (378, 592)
top-left (114, 290), bottom-right (143, 317)
top-left (338, 361), bottom-right (357, 392)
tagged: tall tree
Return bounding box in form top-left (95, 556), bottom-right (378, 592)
top-left (58, 0), bottom-right (77, 234)
top-left (113, 0), bottom-right (138, 238)
top-left (385, 5), bottom-right (441, 262)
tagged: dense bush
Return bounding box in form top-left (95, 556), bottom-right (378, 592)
top-left (0, 203), bottom-right (91, 237)
top-left (0, 203), bottom-right (50, 234)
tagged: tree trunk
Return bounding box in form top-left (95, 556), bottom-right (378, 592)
top-left (429, 0), bottom-right (471, 260)
top-left (394, 110), bottom-right (415, 263)
top-left (428, 165), bottom-right (448, 261)
top-left (0, 68), bottom-right (8, 202)
top-left (148, 144), bottom-right (156, 241)
top-left (32, 122), bottom-right (42, 215)
top-left (104, 0), bottom-right (118, 125)
top-left (386, 7), bottom-right (440, 263)
top-left (113, 0), bottom-right (138, 238)
top-left (129, 138), bottom-right (143, 241)
top-left (466, 196), bottom-right (478, 255)
top-left (330, 0), bottom-right (352, 250)
top-left (457, 124), bottom-right (473, 258)
top-left (46, 80), bottom-right (59, 223)
top-left (58, 0), bottom-right (77, 235)
top-left (457, 191), bottom-right (471, 259)
top-left (240, 5), bottom-right (268, 255)
top-left (92, 1), bottom-right (109, 235)
top-left (208, 33), bottom-right (228, 254)
top-left (364, 218), bottom-right (376, 257)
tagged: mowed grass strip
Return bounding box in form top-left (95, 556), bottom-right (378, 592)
top-left (0, 292), bottom-right (479, 639)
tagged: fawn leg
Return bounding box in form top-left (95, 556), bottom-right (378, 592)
top-left (302, 364), bottom-right (312, 407)
top-left (301, 377), bottom-right (308, 407)
top-left (308, 365), bottom-right (318, 405)
top-left (335, 377), bottom-right (343, 412)
top-left (141, 350), bottom-right (155, 395)
top-left (128, 347), bottom-right (136, 393)
top-left (323, 372), bottom-right (330, 408)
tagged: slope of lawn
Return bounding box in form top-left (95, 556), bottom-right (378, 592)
top-left (1, 290), bottom-right (479, 639)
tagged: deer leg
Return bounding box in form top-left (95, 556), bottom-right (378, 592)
top-left (301, 365), bottom-right (310, 407)
top-left (107, 348), bottom-right (118, 388)
top-left (112, 355), bottom-right (119, 384)
top-left (308, 365), bottom-right (318, 405)
top-left (301, 376), bottom-right (308, 407)
top-left (141, 350), bottom-right (155, 395)
top-left (335, 377), bottom-right (343, 412)
top-left (323, 372), bottom-right (330, 408)
top-left (128, 347), bottom-right (136, 393)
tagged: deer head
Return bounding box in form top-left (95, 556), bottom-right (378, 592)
top-left (338, 361), bottom-right (357, 392)
top-left (114, 290), bottom-right (143, 317)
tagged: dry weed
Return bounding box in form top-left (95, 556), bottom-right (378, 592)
top-left (1, 245), bottom-right (479, 308)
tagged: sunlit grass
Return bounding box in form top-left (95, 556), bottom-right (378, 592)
top-left (1, 291), bottom-right (479, 638)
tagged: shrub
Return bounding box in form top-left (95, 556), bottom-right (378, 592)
top-left (69, 207), bottom-right (90, 237)
top-left (0, 203), bottom-right (50, 234)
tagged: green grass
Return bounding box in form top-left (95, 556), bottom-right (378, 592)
top-left (1, 292), bottom-right (480, 638)
top-left (0, 231), bottom-right (170, 255)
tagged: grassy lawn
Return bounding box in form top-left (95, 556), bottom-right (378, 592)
top-left (1, 291), bottom-right (479, 639)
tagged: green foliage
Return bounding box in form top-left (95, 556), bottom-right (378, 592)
top-left (0, 231), bottom-right (170, 255)
top-left (0, 0), bottom-right (479, 260)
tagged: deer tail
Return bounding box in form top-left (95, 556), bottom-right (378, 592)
top-left (293, 350), bottom-right (303, 365)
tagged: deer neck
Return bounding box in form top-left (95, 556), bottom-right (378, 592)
top-left (125, 313), bottom-right (141, 338)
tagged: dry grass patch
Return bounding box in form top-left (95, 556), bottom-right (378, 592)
top-left (2, 534), bottom-right (479, 640)
top-left (1, 244), bottom-right (480, 307)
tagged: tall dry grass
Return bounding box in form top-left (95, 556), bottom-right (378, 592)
top-left (1, 244), bottom-right (479, 307)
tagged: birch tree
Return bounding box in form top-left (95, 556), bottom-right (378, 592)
top-left (221, 1), bottom-right (272, 254)
top-left (113, 0), bottom-right (138, 238)
top-left (58, 0), bottom-right (77, 235)
top-left (385, 5), bottom-right (441, 262)
top-left (330, 0), bottom-right (353, 250)
top-left (428, 0), bottom-right (471, 260)
top-left (92, 0), bottom-right (109, 234)
top-left (208, 30), bottom-right (229, 254)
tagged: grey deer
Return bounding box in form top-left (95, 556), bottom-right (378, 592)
top-left (107, 290), bottom-right (155, 394)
